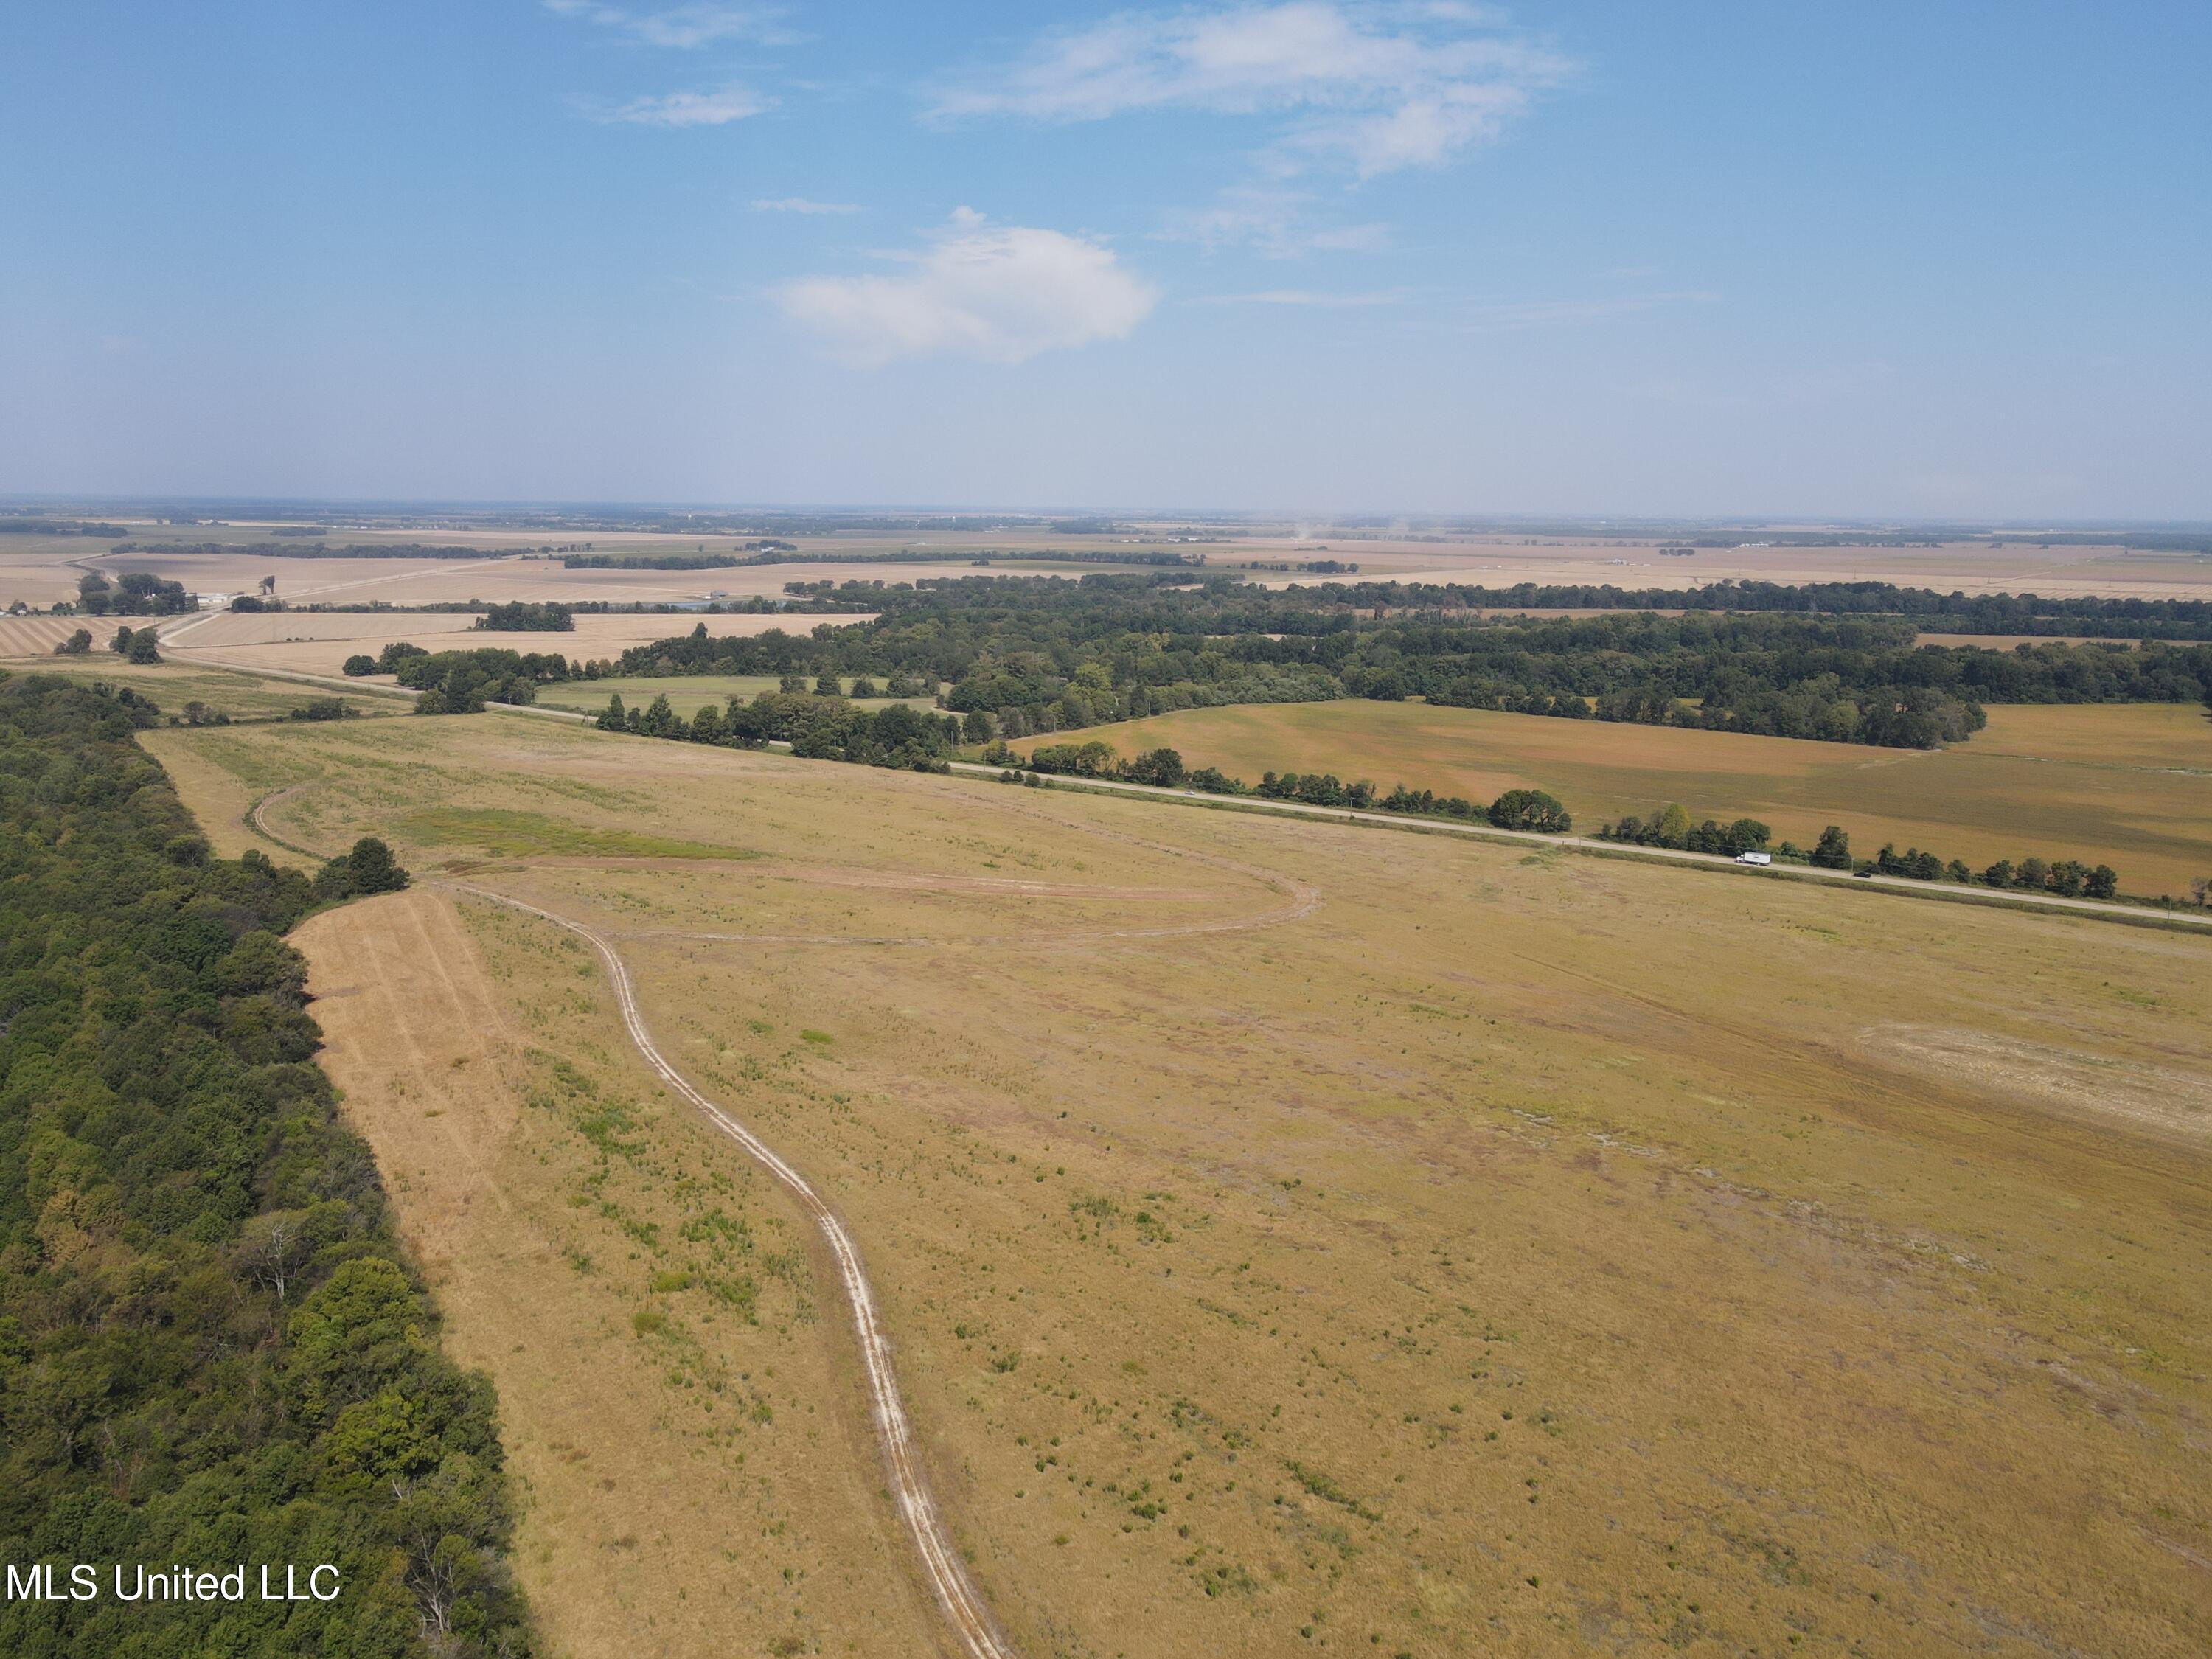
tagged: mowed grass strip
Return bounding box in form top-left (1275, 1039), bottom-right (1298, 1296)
top-left (1096, 698), bottom-right (2212, 896)
top-left (403, 805), bottom-right (756, 860)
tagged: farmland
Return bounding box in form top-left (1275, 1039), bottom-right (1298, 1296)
top-left (535, 672), bottom-right (937, 720)
top-left (11, 518), bottom-right (2212, 625)
top-left (142, 707), bottom-right (2212, 1658)
top-left (1094, 699), bottom-right (2212, 898)
top-left (6, 654), bottom-right (397, 723)
top-left (156, 607), bottom-right (867, 681)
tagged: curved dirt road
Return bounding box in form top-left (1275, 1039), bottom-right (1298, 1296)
top-left (444, 882), bottom-right (1018, 1659)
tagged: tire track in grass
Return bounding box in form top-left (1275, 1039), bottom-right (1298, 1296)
top-left (442, 881), bottom-right (1020, 1659)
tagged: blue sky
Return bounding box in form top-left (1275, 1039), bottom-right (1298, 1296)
top-left (2, 1), bottom-right (2207, 516)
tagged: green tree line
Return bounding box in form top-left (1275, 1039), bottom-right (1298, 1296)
top-left (0, 673), bottom-right (527, 1658)
top-left (595, 688), bottom-right (964, 771)
top-left (600, 579), bottom-right (2212, 752)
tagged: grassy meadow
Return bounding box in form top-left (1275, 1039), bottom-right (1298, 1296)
top-left (142, 709), bottom-right (2212, 1658)
top-left (0, 654), bottom-right (399, 723)
top-left (1086, 699), bottom-right (2212, 897)
top-left (535, 672), bottom-right (936, 720)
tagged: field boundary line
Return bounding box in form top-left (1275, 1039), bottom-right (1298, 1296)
top-left (443, 881), bottom-right (1018, 1659)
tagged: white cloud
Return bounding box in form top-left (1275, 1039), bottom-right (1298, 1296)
top-left (931, 1), bottom-right (1569, 177)
top-left (591, 86), bottom-right (771, 126)
top-left (774, 208), bottom-right (1160, 366)
top-left (543, 1), bottom-right (794, 49)
top-left (751, 197), bottom-right (861, 215)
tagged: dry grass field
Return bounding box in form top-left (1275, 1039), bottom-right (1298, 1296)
top-left (1093, 700), bottom-right (2212, 900)
top-left (156, 608), bottom-right (860, 680)
top-left (1, 656), bottom-right (395, 723)
top-left (142, 710), bottom-right (2212, 1658)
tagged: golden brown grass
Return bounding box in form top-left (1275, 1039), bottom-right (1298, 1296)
top-left (292, 888), bottom-right (951, 1659)
top-left (17, 656), bottom-right (384, 724)
top-left (1093, 699), bottom-right (2212, 897)
top-left (152, 712), bottom-right (2212, 1657)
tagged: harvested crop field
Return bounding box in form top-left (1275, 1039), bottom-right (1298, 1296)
top-left (1093, 699), bottom-right (2212, 897)
top-left (0, 614), bottom-right (94, 655)
top-left (146, 709), bottom-right (2212, 1658)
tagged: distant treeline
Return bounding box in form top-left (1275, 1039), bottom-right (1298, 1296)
top-left (560, 547), bottom-right (1209, 571)
top-left (600, 577), bottom-right (2212, 751)
top-left (0, 675), bottom-right (528, 1656)
top-left (0, 517), bottom-right (129, 538)
top-left (1281, 577), bottom-right (2212, 640)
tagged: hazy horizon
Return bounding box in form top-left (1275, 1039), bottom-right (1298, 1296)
top-left (4, 2), bottom-right (2207, 517)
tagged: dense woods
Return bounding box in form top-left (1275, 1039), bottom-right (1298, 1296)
top-left (66, 572), bottom-right (192, 618)
top-left (1245, 577), bottom-right (2212, 640)
top-left (470, 602), bottom-right (572, 633)
top-left (0, 675), bottom-right (527, 1657)
top-left (602, 577), bottom-right (2212, 751)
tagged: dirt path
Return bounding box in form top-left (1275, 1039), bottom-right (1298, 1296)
top-left (444, 880), bottom-right (1020, 1659)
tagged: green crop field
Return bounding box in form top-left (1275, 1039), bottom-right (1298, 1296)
top-left (1089, 699), bottom-right (2212, 898)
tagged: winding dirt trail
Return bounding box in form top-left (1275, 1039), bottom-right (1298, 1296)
top-left (442, 880), bottom-right (1020, 1659)
top-left (251, 778), bottom-right (1025, 1654)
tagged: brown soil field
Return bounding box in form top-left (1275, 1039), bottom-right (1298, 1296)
top-left (145, 712), bottom-right (2212, 1658)
top-left (1091, 699), bottom-right (2212, 899)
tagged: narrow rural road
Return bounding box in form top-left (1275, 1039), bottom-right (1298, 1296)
top-left (444, 883), bottom-right (1018, 1659)
top-left (198, 644), bottom-right (2211, 937)
top-left (940, 762), bottom-right (2212, 932)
